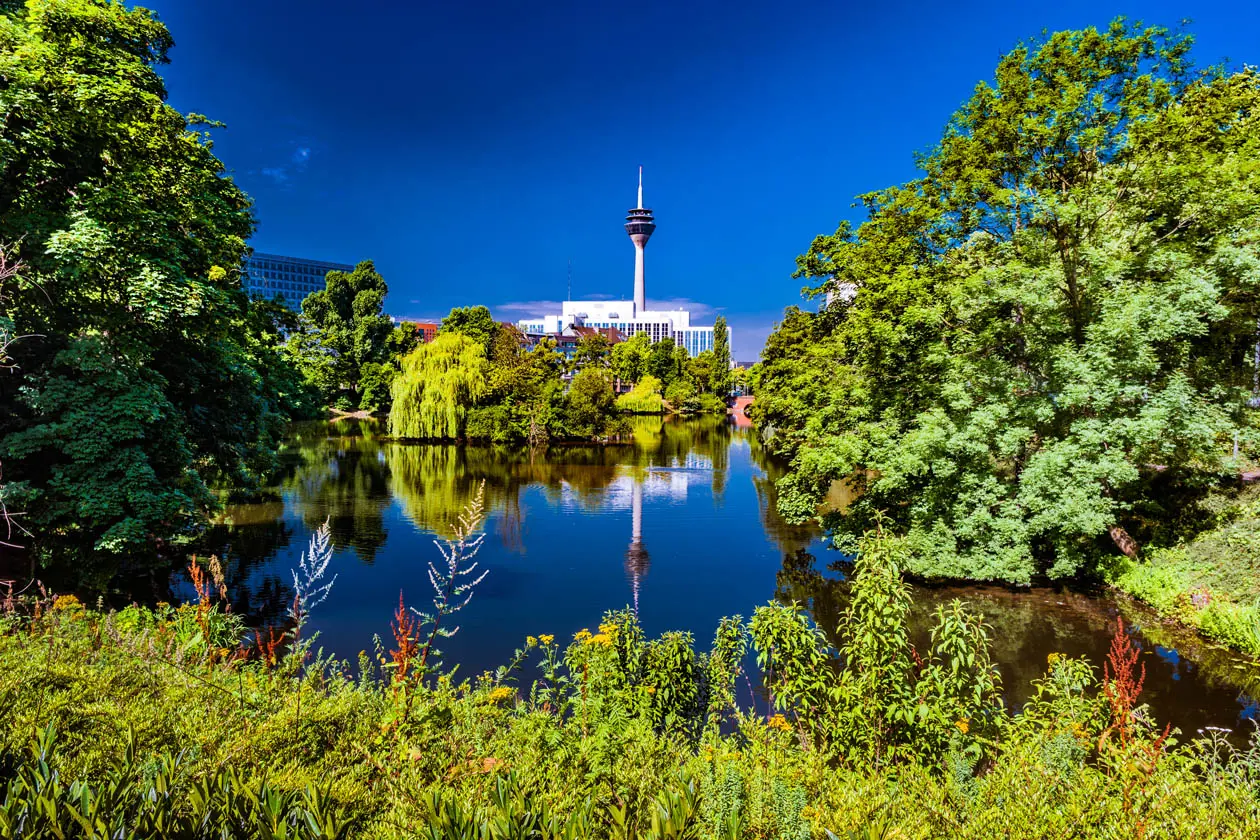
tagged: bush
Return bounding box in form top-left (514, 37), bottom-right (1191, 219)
top-left (1110, 548), bottom-right (1260, 656)
top-left (4, 527), bottom-right (1260, 837)
top-left (615, 375), bottom-right (665, 414)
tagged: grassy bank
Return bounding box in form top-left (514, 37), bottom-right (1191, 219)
top-left (4, 535), bottom-right (1260, 837)
top-left (1106, 487), bottom-right (1260, 658)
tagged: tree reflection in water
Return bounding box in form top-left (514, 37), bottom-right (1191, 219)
top-left (178, 416), bottom-right (1260, 739)
top-left (187, 414), bottom-right (738, 625)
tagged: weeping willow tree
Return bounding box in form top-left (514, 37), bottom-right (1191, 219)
top-left (389, 333), bottom-right (490, 439)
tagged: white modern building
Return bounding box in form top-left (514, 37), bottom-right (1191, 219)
top-left (516, 169), bottom-right (729, 357)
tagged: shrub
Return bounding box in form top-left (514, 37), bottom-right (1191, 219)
top-left (615, 375), bottom-right (665, 414)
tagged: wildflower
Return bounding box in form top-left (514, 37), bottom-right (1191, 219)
top-left (767, 714), bottom-right (792, 732)
top-left (574, 629), bottom-right (592, 642)
top-left (539, 634), bottom-right (554, 645)
top-left (1047, 652), bottom-right (1063, 667)
top-left (485, 686), bottom-right (514, 704)
top-left (598, 621), bottom-right (619, 637)
top-left (526, 635), bottom-right (538, 647)
top-left (585, 633), bottom-right (612, 647)
top-left (955, 719), bottom-right (970, 734)
top-left (645, 685), bottom-right (657, 694)
top-left (52, 594), bottom-right (83, 612)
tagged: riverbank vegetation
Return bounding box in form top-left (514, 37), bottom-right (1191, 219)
top-left (285, 260), bottom-right (417, 415)
top-left (4, 517), bottom-right (1260, 837)
top-left (1110, 485), bottom-right (1260, 656)
top-left (387, 308), bottom-right (631, 444)
top-left (610, 316), bottom-right (733, 415)
top-left (387, 307), bottom-right (732, 443)
top-left (0, 0), bottom-right (321, 579)
top-left (753, 21), bottom-right (1260, 651)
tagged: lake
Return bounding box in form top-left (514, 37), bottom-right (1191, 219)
top-left (195, 416), bottom-right (1260, 739)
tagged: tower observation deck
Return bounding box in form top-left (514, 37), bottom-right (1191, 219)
top-left (625, 166), bottom-right (655, 316)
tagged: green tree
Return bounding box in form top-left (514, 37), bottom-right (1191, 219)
top-left (291, 260), bottom-right (392, 410)
top-left (0, 0), bottom-right (296, 573)
top-left (563, 367), bottom-right (616, 440)
top-left (441, 305), bottom-right (498, 351)
top-left (389, 333), bottom-right (489, 439)
top-left (647, 337), bottom-right (680, 384)
top-left (571, 333), bottom-right (612, 370)
top-left (712, 316), bottom-right (732, 399)
top-left (761, 22), bottom-right (1260, 583)
top-left (684, 350), bottom-right (717, 394)
top-left (611, 332), bottom-right (651, 384)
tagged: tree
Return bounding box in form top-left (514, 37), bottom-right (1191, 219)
top-left (648, 337), bottom-right (680, 384)
top-left (685, 351), bottom-right (717, 394)
top-left (760, 22), bottom-right (1260, 583)
top-left (441, 305), bottom-right (498, 351)
top-left (389, 333), bottom-right (489, 439)
top-left (615, 375), bottom-right (665, 414)
top-left (291, 260), bottom-right (392, 410)
top-left (611, 332), bottom-right (651, 384)
top-left (572, 333), bottom-right (612, 371)
top-left (0, 0), bottom-right (297, 573)
top-left (358, 322), bottom-right (425, 414)
top-left (563, 367), bottom-right (616, 440)
top-left (712, 316), bottom-right (732, 400)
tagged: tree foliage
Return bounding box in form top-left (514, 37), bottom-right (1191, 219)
top-left (0, 0), bottom-right (302, 572)
top-left (611, 332), bottom-right (651, 384)
top-left (388, 333), bottom-right (490, 439)
top-left (441, 305), bottom-right (498, 351)
top-left (289, 260), bottom-right (393, 411)
top-left (712, 315), bottom-right (731, 400)
top-left (756, 21), bottom-right (1260, 583)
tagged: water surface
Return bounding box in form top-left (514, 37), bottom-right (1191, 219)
top-left (196, 417), bottom-right (1260, 739)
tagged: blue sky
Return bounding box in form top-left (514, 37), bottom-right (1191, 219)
top-left (150, 1), bottom-right (1260, 360)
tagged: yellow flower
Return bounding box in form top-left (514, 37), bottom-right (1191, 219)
top-left (645, 685), bottom-right (657, 694)
top-left (485, 686), bottom-right (514, 704)
top-left (1047, 652), bottom-right (1063, 667)
top-left (955, 718), bottom-right (970, 734)
top-left (598, 621), bottom-right (619, 637)
top-left (586, 633), bottom-right (612, 647)
top-left (526, 636), bottom-right (538, 647)
top-left (52, 594), bottom-right (83, 612)
top-left (574, 629), bottom-right (592, 642)
top-left (767, 714), bottom-right (792, 732)
top-left (539, 634), bottom-right (555, 645)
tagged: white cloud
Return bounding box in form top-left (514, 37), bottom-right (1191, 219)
top-left (254, 141), bottom-right (314, 188)
top-left (492, 299), bottom-right (564, 315)
top-left (645, 298), bottom-right (716, 319)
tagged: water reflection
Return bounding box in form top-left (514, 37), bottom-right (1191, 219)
top-left (185, 416), bottom-right (1260, 738)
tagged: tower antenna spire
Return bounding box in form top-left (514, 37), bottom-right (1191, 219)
top-left (626, 166), bottom-right (656, 316)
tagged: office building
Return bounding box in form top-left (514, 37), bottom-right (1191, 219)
top-left (243, 252), bottom-right (354, 310)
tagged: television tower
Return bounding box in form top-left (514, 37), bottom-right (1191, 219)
top-left (625, 166), bottom-right (656, 317)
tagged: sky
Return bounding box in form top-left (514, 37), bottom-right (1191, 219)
top-left (149, 0), bottom-right (1260, 361)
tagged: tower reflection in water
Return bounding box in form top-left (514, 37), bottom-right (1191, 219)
top-left (625, 478), bottom-right (649, 615)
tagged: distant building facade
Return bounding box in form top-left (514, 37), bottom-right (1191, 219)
top-left (243, 252), bottom-right (354, 310)
top-left (515, 170), bottom-right (730, 358)
top-left (395, 320), bottom-right (439, 343)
